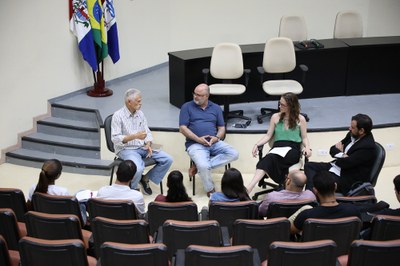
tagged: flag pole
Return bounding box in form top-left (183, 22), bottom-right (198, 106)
top-left (87, 60), bottom-right (113, 97)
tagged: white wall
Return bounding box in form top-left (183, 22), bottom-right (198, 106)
top-left (1, 0), bottom-right (400, 161)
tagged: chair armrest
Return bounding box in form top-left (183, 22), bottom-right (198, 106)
top-left (244, 68), bottom-right (251, 87)
top-left (199, 206), bottom-right (209, 221)
top-left (221, 226), bottom-right (231, 247)
top-left (154, 226), bottom-right (163, 243)
top-left (257, 144), bottom-right (264, 160)
top-left (202, 68), bottom-right (210, 84)
top-left (298, 64), bottom-right (308, 86)
top-left (257, 66), bottom-right (265, 85)
top-left (174, 249), bottom-right (186, 266)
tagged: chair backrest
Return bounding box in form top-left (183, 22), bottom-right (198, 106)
top-left (25, 211), bottom-right (83, 241)
top-left (91, 217), bottom-right (150, 259)
top-left (210, 42), bottom-right (244, 79)
top-left (87, 198), bottom-right (138, 223)
top-left (104, 114), bottom-right (115, 153)
top-left (100, 242), bottom-right (168, 266)
top-left (184, 244), bottom-right (259, 266)
top-left (370, 215), bottom-right (400, 241)
top-left (208, 201), bottom-right (259, 237)
top-left (347, 239), bottom-right (400, 266)
top-left (161, 220), bottom-right (223, 259)
top-left (279, 15), bottom-right (307, 41)
top-left (31, 192), bottom-right (84, 227)
top-left (302, 216), bottom-right (362, 256)
top-left (336, 195), bottom-right (377, 205)
top-left (147, 201), bottom-right (198, 236)
top-left (268, 240), bottom-right (337, 266)
top-left (0, 208), bottom-right (21, 251)
top-left (369, 142), bottom-right (386, 187)
top-left (0, 235), bottom-right (12, 266)
top-left (19, 236), bottom-right (92, 266)
top-left (232, 218), bottom-right (290, 261)
top-left (0, 188), bottom-right (28, 223)
top-left (333, 11), bottom-right (363, 38)
top-left (266, 199), bottom-right (318, 219)
top-left (263, 37), bottom-right (296, 73)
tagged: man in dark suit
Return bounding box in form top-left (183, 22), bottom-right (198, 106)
top-left (304, 113), bottom-right (376, 194)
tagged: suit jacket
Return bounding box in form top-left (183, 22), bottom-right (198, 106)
top-left (329, 131), bottom-right (376, 194)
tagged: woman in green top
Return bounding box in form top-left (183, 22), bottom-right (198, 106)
top-left (246, 92), bottom-right (312, 193)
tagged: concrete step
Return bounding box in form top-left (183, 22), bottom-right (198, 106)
top-left (6, 149), bottom-right (112, 176)
top-left (22, 132), bottom-right (100, 158)
top-left (51, 103), bottom-right (101, 123)
top-left (37, 117), bottom-right (99, 139)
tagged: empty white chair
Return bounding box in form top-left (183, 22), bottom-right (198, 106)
top-left (333, 11), bottom-right (363, 38)
top-left (279, 15), bottom-right (308, 42)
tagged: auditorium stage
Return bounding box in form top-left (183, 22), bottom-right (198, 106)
top-left (52, 64), bottom-right (400, 133)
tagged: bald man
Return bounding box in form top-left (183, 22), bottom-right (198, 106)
top-left (258, 170), bottom-right (316, 217)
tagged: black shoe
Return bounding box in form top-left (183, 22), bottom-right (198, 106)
top-left (140, 178), bottom-right (152, 195)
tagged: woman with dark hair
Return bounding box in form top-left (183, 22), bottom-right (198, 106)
top-left (247, 92), bottom-right (312, 193)
top-left (27, 159), bottom-right (69, 205)
top-left (210, 168), bottom-right (250, 202)
top-left (154, 170), bottom-right (191, 202)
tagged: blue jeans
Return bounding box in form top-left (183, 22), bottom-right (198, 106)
top-left (118, 148), bottom-right (173, 189)
top-left (187, 141), bottom-right (239, 192)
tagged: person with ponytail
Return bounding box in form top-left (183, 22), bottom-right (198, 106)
top-left (154, 170), bottom-right (192, 202)
top-left (27, 159), bottom-right (69, 206)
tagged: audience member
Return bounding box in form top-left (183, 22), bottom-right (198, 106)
top-left (258, 170), bottom-right (316, 217)
top-left (111, 88), bottom-right (173, 195)
top-left (154, 170), bottom-right (192, 202)
top-left (304, 113), bottom-right (375, 194)
top-left (210, 168), bottom-right (250, 202)
top-left (179, 83), bottom-right (239, 197)
top-left (371, 174), bottom-right (400, 216)
top-left (26, 159), bottom-right (68, 207)
top-left (247, 92), bottom-right (312, 193)
top-left (96, 160), bottom-right (145, 215)
top-left (291, 170), bottom-right (361, 234)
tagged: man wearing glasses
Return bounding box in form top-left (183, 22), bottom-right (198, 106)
top-left (179, 83), bottom-right (239, 197)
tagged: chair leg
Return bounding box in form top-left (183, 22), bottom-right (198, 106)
top-left (109, 165), bottom-right (116, 185)
top-left (160, 182), bottom-right (163, 194)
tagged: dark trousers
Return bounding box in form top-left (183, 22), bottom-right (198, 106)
top-left (304, 162), bottom-right (332, 191)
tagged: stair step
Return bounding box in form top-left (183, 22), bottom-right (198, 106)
top-left (51, 103), bottom-right (100, 122)
top-left (22, 133), bottom-right (100, 158)
top-left (6, 149), bottom-right (113, 176)
top-left (37, 118), bottom-right (100, 139)
top-left (39, 117), bottom-right (98, 131)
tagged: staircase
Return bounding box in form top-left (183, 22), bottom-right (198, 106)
top-left (6, 103), bottom-right (113, 176)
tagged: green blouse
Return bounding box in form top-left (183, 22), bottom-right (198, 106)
top-left (274, 120), bottom-right (302, 143)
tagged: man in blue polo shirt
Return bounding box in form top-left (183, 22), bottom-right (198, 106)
top-left (179, 83), bottom-right (239, 197)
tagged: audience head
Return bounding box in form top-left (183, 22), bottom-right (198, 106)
top-left (221, 168), bottom-right (250, 201)
top-left (34, 159), bottom-right (63, 194)
top-left (394, 174), bottom-right (400, 202)
top-left (116, 160), bottom-right (137, 184)
top-left (285, 170), bottom-right (307, 192)
top-left (124, 88), bottom-right (142, 113)
top-left (193, 83), bottom-right (210, 107)
top-left (351, 113), bottom-right (373, 137)
top-left (280, 92), bottom-right (301, 128)
top-left (166, 170), bottom-right (191, 202)
top-left (312, 170), bottom-right (336, 198)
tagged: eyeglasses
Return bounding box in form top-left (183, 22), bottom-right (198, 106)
top-left (192, 92), bottom-right (207, 97)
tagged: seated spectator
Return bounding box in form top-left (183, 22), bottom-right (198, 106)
top-left (371, 174), bottom-right (400, 216)
top-left (291, 170), bottom-right (361, 234)
top-left (154, 170), bottom-right (192, 202)
top-left (26, 159), bottom-right (69, 208)
top-left (96, 160), bottom-right (145, 215)
top-left (210, 168), bottom-right (250, 202)
top-left (258, 170), bottom-right (316, 217)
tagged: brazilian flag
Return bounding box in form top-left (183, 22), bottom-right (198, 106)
top-left (87, 0), bottom-right (108, 63)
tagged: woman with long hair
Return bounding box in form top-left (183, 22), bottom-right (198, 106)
top-left (154, 170), bottom-right (191, 202)
top-left (27, 159), bottom-right (69, 203)
top-left (247, 92), bottom-right (312, 193)
top-left (210, 168), bottom-right (250, 202)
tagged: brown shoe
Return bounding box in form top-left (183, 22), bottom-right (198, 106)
top-left (207, 189), bottom-right (215, 198)
top-left (188, 164), bottom-right (198, 177)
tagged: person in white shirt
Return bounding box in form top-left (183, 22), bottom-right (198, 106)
top-left (96, 160), bottom-right (145, 215)
top-left (27, 159), bottom-right (69, 204)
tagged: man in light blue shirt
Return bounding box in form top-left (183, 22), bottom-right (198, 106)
top-left (111, 88), bottom-right (173, 195)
